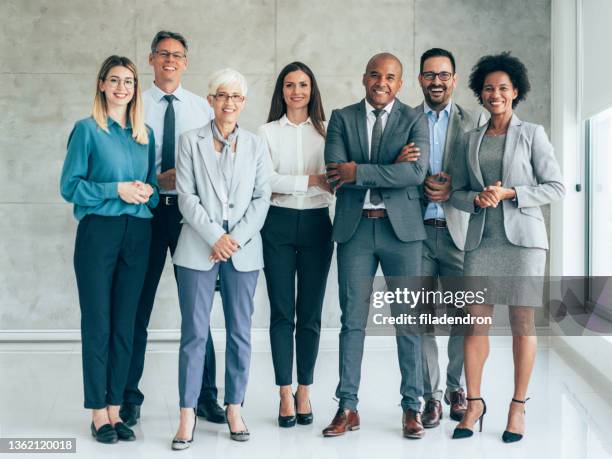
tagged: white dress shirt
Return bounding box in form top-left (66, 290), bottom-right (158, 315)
top-left (363, 99), bottom-right (395, 209)
top-left (258, 115), bottom-right (333, 210)
top-left (143, 83), bottom-right (214, 194)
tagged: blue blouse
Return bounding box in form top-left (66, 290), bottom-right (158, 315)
top-left (60, 116), bottom-right (159, 220)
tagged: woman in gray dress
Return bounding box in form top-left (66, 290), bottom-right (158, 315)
top-left (449, 52), bottom-right (564, 443)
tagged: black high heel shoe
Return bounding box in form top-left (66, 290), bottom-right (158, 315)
top-left (295, 393), bottom-right (313, 425)
top-left (278, 394), bottom-right (297, 428)
top-left (502, 398), bottom-right (530, 443)
top-left (172, 408), bottom-right (197, 450)
top-left (226, 407), bottom-right (250, 442)
top-left (452, 397), bottom-right (487, 439)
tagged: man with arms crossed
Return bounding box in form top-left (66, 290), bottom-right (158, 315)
top-left (120, 30), bottom-right (225, 426)
top-left (408, 48), bottom-right (484, 428)
top-left (323, 52), bottom-right (430, 439)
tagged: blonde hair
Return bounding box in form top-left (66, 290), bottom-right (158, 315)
top-left (92, 55), bottom-right (148, 145)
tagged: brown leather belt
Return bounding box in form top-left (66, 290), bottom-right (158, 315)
top-left (362, 209), bottom-right (388, 219)
top-left (424, 218), bottom-right (447, 228)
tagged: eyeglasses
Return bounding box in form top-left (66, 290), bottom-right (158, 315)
top-left (421, 71), bottom-right (453, 81)
top-left (105, 77), bottom-right (135, 89)
top-left (211, 92), bottom-right (245, 103)
top-left (154, 50), bottom-right (187, 61)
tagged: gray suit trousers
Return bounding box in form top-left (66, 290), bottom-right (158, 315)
top-left (421, 224), bottom-right (465, 400)
top-left (176, 261), bottom-right (258, 407)
top-left (336, 217), bottom-right (423, 412)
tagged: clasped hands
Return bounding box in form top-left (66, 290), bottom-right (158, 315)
top-left (210, 234), bottom-right (240, 263)
top-left (325, 143), bottom-right (422, 191)
top-left (474, 181), bottom-right (516, 208)
top-left (118, 181), bottom-right (154, 204)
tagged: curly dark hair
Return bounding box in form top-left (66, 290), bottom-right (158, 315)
top-left (468, 52), bottom-right (530, 108)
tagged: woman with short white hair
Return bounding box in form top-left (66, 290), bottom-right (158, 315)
top-left (170, 68), bottom-right (271, 449)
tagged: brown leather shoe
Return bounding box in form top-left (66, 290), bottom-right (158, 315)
top-left (445, 388), bottom-right (467, 422)
top-left (402, 410), bottom-right (425, 439)
top-left (422, 399), bottom-right (443, 428)
top-left (322, 408), bottom-right (360, 437)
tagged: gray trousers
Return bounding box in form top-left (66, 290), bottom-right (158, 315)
top-left (336, 217), bottom-right (423, 412)
top-left (176, 261), bottom-right (258, 407)
top-left (421, 224), bottom-right (465, 401)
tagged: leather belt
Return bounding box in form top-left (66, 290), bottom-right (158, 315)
top-left (160, 195), bottom-right (178, 206)
top-left (362, 209), bottom-right (388, 219)
top-left (424, 218), bottom-right (447, 228)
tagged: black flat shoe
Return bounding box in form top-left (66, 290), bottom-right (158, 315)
top-left (119, 403), bottom-right (140, 427)
top-left (113, 422), bottom-right (135, 441)
top-left (226, 407), bottom-right (250, 441)
top-left (452, 397), bottom-right (487, 440)
top-left (295, 394), bottom-right (313, 425)
top-left (196, 399), bottom-right (226, 424)
top-left (278, 394), bottom-right (296, 428)
top-left (91, 422), bottom-right (118, 444)
top-left (172, 409), bottom-right (197, 451)
top-left (502, 398), bottom-right (530, 443)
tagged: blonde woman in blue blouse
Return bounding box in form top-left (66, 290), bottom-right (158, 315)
top-left (60, 55), bottom-right (158, 444)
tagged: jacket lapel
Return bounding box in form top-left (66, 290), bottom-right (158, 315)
top-left (378, 99), bottom-right (401, 158)
top-left (355, 101), bottom-right (369, 162)
top-left (502, 114), bottom-right (522, 185)
top-left (443, 104), bottom-right (461, 171)
top-left (196, 125), bottom-right (226, 202)
top-left (229, 133), bottom-right (246, 196)
top-left (471, 125), bottom-right (486, 188)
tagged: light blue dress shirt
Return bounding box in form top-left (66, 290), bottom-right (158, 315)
top-left (143, 84), bottom-right (214, 194)
top-left (423, 101), bottom-right (452, 220)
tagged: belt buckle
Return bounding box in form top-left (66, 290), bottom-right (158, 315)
top-left (163, 195), bottom-right (176, 206)
top-left (434, 219), bottom-right (445, 228)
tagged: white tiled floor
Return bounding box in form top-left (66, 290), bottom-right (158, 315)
top-left (1, 338), bottom-right (611, 459)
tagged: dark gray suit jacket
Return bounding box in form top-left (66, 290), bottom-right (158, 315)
top-left (417, 102), bottom-right (484, 250)
top-left (324, 98), bottom-right (430, 243)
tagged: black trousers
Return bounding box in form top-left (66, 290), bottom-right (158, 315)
top-left (75, 215), bottom-right (151, 409)
top-left (262, 206), bottom-right (333, 386)
top-left (123, 199), bottom-right (218, 406)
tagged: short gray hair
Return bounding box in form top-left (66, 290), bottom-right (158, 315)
top-left (208, 68), bottom-right (248, 96)
top-left (150, 30), bottom-right (188, 53)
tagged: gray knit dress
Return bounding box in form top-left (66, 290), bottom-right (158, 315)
top-left (463, 135), bottom-right (546, 307)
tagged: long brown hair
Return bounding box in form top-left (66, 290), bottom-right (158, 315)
top-left (267, 62), bottom-right (326, 138)
top-left (92, 55), bottom-right (148, 144)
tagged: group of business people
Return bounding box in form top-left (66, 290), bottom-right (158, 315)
top-left (59, 28), bottom-right (564, 448)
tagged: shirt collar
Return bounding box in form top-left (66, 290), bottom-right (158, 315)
top-left (150, 82), bottom-right (185, 102)
top-left (279, 114), bottom-right (312, 127)
top-left (107, 116), bottom-right (132, 130)
top-left (364, 98), bottom-right (395, 116)
top-left (423, 100), bottom-right (452, 119)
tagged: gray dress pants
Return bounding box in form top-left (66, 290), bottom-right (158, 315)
top-left (421, 224), bottom-right (465, 401)
top-left (176, 260), bottom-right (258, 407)
top-left (335, 217), bottom-right (424, 412)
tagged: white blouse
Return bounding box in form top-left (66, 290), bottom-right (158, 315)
top-left (258, 115), bottom-right (333, 210)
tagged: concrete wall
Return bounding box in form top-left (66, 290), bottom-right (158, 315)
top-left (0, 0), bottom-right (551, 332)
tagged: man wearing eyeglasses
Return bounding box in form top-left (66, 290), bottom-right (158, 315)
top-left (405, 48), bottom-right (485, 429)
top-left (120, 30), bottom-right (225, 427)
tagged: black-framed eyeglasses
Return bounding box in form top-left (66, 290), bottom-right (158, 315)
top-left (211, 92), bottom-right (245, 103)
top-left (421, 71), bottom-right (453, 81)
top-left (105, 76), bottom-right (136, 89)
top-left (154, 50), bottom-right (187, 61)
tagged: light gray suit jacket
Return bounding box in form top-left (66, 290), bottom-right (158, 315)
top-left (172, 123), bottom-right (271, 272)
top-left (324, 98), bottom-right (430, 243)
top-left (417, 102), bottom-right (484, 250)
top-left (450, 114), bottom-right (565, 251)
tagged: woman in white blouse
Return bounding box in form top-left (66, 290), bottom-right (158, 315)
top-left (258, 62), bottom-right (333, 428)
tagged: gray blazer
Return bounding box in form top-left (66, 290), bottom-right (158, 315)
top-left (173, 123), bottom-right (271, 272)
top-left (416, 102), bottom-right (484, 250)
top-left (449, 114), bottom-right (565, 251)
top-left (324, 99), bottom-right (430, 243)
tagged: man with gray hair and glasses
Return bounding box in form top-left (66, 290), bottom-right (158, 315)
top-left (120, 30), bottom-right (225, 427)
